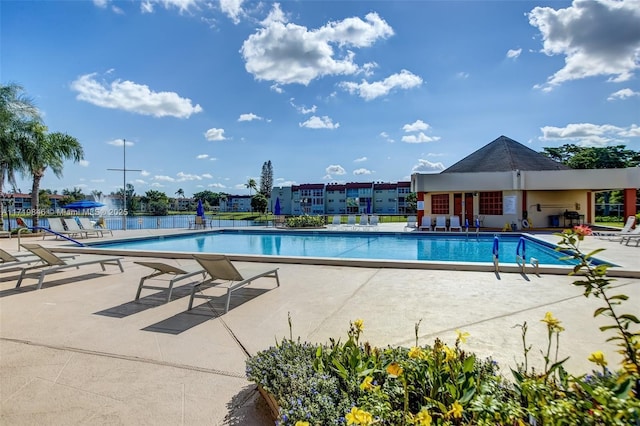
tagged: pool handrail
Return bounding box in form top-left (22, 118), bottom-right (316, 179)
top-left (516, 237), bottom-right (526, 273)
top-left (492, 235), bottom-right (499, 272)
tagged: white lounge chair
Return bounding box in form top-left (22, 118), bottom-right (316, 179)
top-left (44, 217), bottom-right (80, 239)
top-left (188, 254), bottom-right (280, 314)
top-left (63, 218), bottom-right (102, 238)
top-left (619, 226), bottom-right (640, 246)
top-left (134, 261), bottom-right (207, 303)
top-left (329, 215), bottom-right (342, 230)
top-left (95, 217), bottom-right (114, 236)
top-left (16, 243), bottom-right (124, 290)
top-left (419, 215), bottom-right (432, 231)
top-left (449, 215), bottom-right (462, 232)
top-left (0, 248), bottom-right (75, 272)
top-left (368, 215), bottom-right (379, 230)
top-left (593, 216), bottom-right (636, 240)
top-left (357, 214), bottom-right (369, 230)
top-left (434, 216), bottom-right (447, 231)
top-left (346, 215), bottom-right (357, 230)
top-left (404, 215), bottom-right (417, 231)
top-left (78, 217), bottom-right (106, 237)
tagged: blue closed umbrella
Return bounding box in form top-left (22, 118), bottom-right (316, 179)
top-left (274, 197), bottom-right (281, 215)
top-left (64, 200), bottom-right (105, 210)
top-left (196, 199), bottom-right (205, 217)
top-left (366, 198), bottom-right (371, 214)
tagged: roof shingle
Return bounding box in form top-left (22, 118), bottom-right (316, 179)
top-left (442, 135), bottom-right (570, 173)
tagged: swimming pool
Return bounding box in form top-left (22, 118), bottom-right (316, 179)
top-left (91, 230), bottom-right (600, 266)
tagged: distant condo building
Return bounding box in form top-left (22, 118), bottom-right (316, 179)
top-left (220, 181), bottom-right (411, 215)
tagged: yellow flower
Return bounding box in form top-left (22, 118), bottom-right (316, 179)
top-left (345, 407), bottom-right (373, 425)
top-left (359, 376), bottom-right (378, 392)
top-left (353, 319), bottom-right (364, 333)
top-left (443, 345), bottom-right (456, 362)
top-left (447, 401), bottom-right (464, 419)
top-left (588, 351), bottom-right (607, 367)
top-left (414, 408), bottom-right (432, 426)
top-left (295, 422), bottom-right (310, 426)
top-left (455, 329), bottom-right (469, 344)
top-left (541, 312), bottom-right (564, 331)
top-left (408, 346), bottom-right (424, 359)
top-left (386, 362), bottom-right (403, 377)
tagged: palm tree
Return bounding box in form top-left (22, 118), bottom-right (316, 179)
top-left (20, 122), bottom-right (84, 227)
top-left (245, 178), bottom-right (257, 196)
top-left (0, 83), bottom-right (40, 230)
top-left (175, 188), bottom-right (185, 198)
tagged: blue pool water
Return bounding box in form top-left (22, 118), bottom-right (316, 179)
top-left (93, 230), bottom-right (602, 266)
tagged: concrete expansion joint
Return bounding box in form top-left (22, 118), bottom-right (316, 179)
top-left (0, 337), bottom-right (247, 380)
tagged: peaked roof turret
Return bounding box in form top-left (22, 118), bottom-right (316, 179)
top-left (442, 135), bottom-right (570, 173)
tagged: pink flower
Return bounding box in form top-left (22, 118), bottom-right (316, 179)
top-left (573, 224), bottom-right (592, 240)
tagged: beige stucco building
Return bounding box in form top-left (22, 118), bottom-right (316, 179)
top-left (411, 136), bottom-right (639, 230)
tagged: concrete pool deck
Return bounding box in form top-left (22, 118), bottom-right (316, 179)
top-left (1, 224), bottom-right (639, 424)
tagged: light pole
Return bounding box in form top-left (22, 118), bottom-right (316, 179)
top-left (108, 139), bottom-right (141, 230)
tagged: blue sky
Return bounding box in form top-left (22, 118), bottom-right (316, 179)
top-left (2, 0), bottom-right (639, 198)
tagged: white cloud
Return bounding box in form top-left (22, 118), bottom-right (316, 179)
top-left (379, 131), bottom-right (395, 143)
top-left (176, 172), bottom-right (203, 181)
top-left (241, 4), bottom-right (393, 85)
top-left (608, 88), bottom-right (640, 101)
top-left (220, 0), bottom-right (244, 24)
top-left (299, 115), bottom-right (339, 129)
top-left (325, 165), bottom-right (346, 176)
top-left (539, 122), bottom-right (640, 146)
top-left (528, 0), bottom-right (640, 91)
top-left (205, 128), bottom-right (227, 141)
top-left (412, 159), bottom-right (445, 173)
top-left (238, 113), bottom-right (263, 121)
top-left (151, 182), bottom-right (164, 187)
top-left (456, 71), bottom-right (470, 79)
top-left (140, 170), bottom-right (150, 176)
top-left (403, 119), bottom-right (429, 133)
top-left (340, 69), bottom-right (423, 100)
top-left (354, 156), bottom-right (367, 163)
top-left (201, 173), bottom-right (212, 179)
top-left (270, 84), bottom-right (284, 93)
top-left (290, 99), bottom-right (317, 114)
top-left (353, 168), bottom-right (372, 175)
top-left (93, 0), bottom-right (108, 8)
top-left (208, 182), bottom-right (227, 188)
top-left (79, 160), bottom-right (90, 167)
top-left (196, 154), bottom-right (209, 159)
top-left (507, 48), bottom-right (522, 59)
top-left (402, 132), bottom-right (440, 144)
top-left (107, 138), bottom-right (134, 147)
top-left (154, 175), bottom-right (176, 182)
top-left (132, 179), bottom-right (147, 185)
top-left (71, 73), bottom-right (203, 118)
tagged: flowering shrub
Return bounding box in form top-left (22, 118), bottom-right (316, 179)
top-left (247, 228), bottom-right (640, 425)
top-left (285, 215), bottom-right (325, 228)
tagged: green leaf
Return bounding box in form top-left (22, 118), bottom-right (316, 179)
top-left (613, 378), bottom-right (633, 399)
top-left (599, 325), bottom-right (618, 332)
top-left (459, 386), bottom-right (476, 404)
top-left (619, 314), bottom-right (640, 323)
top-left (593, 307), bottom-right (610, 317)
top-left (608, 294), bottom-right (629, 301)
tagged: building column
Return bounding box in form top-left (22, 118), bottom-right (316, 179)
top-left (623, 188), bottom-right (637, 224)
top-left (417, 192), bottom-right (425, 225)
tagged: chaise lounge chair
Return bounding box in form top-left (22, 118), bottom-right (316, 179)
top-left (43, 217), bottom-right (80, 240)
top-left (15, 243), bottom-right (124, 290)
top-left (188, 254), bottom-right (280, 314)
top-left (0, 248), bottom-right (75, 272)
top-left (419, 215), bottom-right (432, 231)
top-left (619, 226), bottom-right (640, 246)
top-left (404, 215), bottom-right (417, 231)
top-left (593, 216), bottom-right (636, 240)
top-left (434, 216), bottom-right (447, 231)
top-left (449, 215), bottom-right (462, 232)
top-left (63, 218), bottom-right (103, 238)
top-left (134, 261), bottom-right (207, 303)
